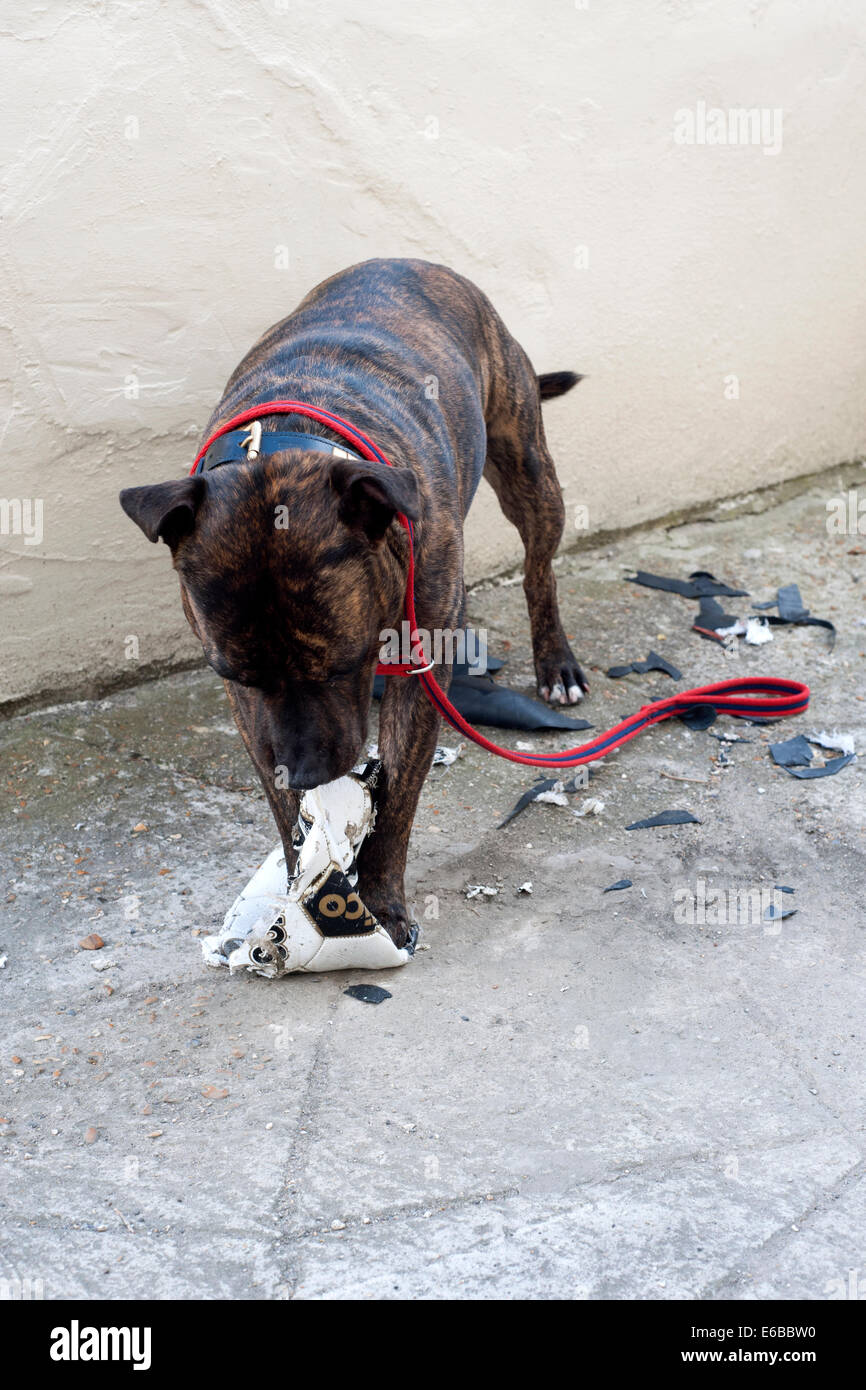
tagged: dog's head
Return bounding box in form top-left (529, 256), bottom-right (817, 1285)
top-left (119, 455), bottom-right (418, 789)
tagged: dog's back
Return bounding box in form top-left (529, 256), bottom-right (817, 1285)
top-left (206, 258), bottom-right (497, 511)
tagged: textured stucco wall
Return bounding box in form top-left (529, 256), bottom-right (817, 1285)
top-left (2, 1), bottom-right (865, 709)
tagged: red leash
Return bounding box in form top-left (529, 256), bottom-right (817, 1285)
top-left (191, 402), bottom-right (810, 768)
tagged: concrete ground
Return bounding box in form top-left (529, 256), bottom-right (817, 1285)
top-left (1, 465), bottom-right (864, 1301)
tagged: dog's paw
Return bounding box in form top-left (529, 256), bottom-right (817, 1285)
top-left (361, 886), bottom-right (413, 949)
top-left (537, 648), bottom-right (589, 705)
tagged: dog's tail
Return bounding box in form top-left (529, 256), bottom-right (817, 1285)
top-left (538, 371), bottom-right (584, 400)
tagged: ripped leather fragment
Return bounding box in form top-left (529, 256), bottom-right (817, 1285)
top-left (607, 650), bottom-right (683, 681)
top-left (626, 809), bottom-right (701, 830)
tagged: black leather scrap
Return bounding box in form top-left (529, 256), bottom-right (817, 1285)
top-left (444, 675), bottom-right (593, 732)
top-left (678, 704), bottom-right (718, 731)
top-left (692, 594), bottom-right (742, 641)
top-left (626, 569), bottom-right (748, 600)
top-left (373, 670), bottom-right (592, 732)
top-left (764, 903), bottom-right (797, 921)
top-left (770, 735), bottom-right (815, 767)
top-left (498, 771), bottom-right (589, 829)
top-left (777, 583), bottom-right (811, 621)
top-left (753, 583), bottom-right (835, 648)
top-left (344, 984), bottom-right (392, 1004)
top-left (607, 650), bottom-right (683, 681)
top-left (770, 734), bottom-right (855, 778)
top-left (783, 753), bottom-right (855, 779)
top-left (625, 809), bottom-right (701, 830)
top-left (498, 775), bottom-right (560, 828)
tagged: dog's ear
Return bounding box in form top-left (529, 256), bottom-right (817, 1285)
top-left (329, 460), bottom-right (420, 541)
top-left (119, 476), bottom-right (206, 547)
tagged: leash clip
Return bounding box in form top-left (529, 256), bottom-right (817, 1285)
top-left (407, 658), bottom-right (435, 676)
top-left (240, 420), bottom-right (262, 461)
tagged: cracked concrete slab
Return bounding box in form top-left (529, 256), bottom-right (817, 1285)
top-left (1, 467), bottom-right (864, 1299)
top-left (288, 1136), bottom-right (863, 1301)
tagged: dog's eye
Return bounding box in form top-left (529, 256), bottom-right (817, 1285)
top-left (208, 659), bottom-right (267, 690)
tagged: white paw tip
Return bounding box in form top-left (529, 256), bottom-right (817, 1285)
top-left (567, 685), bottom-right (583, 704)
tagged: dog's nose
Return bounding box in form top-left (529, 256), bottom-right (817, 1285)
top-left (276, 756), bottom-right (331, 791)
top-left (287, 769), bottom-right (325, 791)
top-left (273, 736), bottom-right (360, 791)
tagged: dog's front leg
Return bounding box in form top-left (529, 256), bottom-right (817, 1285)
top-left (356, 667), bottom-right (449, 948)
top-left (223, 680), bottom-right (301, 880)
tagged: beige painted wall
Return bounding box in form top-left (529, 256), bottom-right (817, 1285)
top-left (2, 0), bottom-right (865, 709)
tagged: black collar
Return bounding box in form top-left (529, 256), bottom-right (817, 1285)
top-left (197, 423), bottom-right (361, 474)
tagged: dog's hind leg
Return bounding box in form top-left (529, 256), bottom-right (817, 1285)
top-left (483, 357), bottom-right (586, 704)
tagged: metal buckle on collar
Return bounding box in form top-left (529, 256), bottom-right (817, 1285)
top-left (407, 658), bottom-right (435, 675)
top-left (235, 421), bottom-right (355, 466)
top-left (240, 420), bottom-right (262, 461)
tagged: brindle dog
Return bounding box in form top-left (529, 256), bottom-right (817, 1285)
top-left (120, 258), bottom-right (585, 947)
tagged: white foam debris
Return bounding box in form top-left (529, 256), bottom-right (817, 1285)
top-left (432, 744), bottom-right (464, 766)
top-left (535, 788), bottom-right (570, 808)
top-left (744, 617), bottom-right (773, 645)
top-left (810, 729), bottom-right (856, 756)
